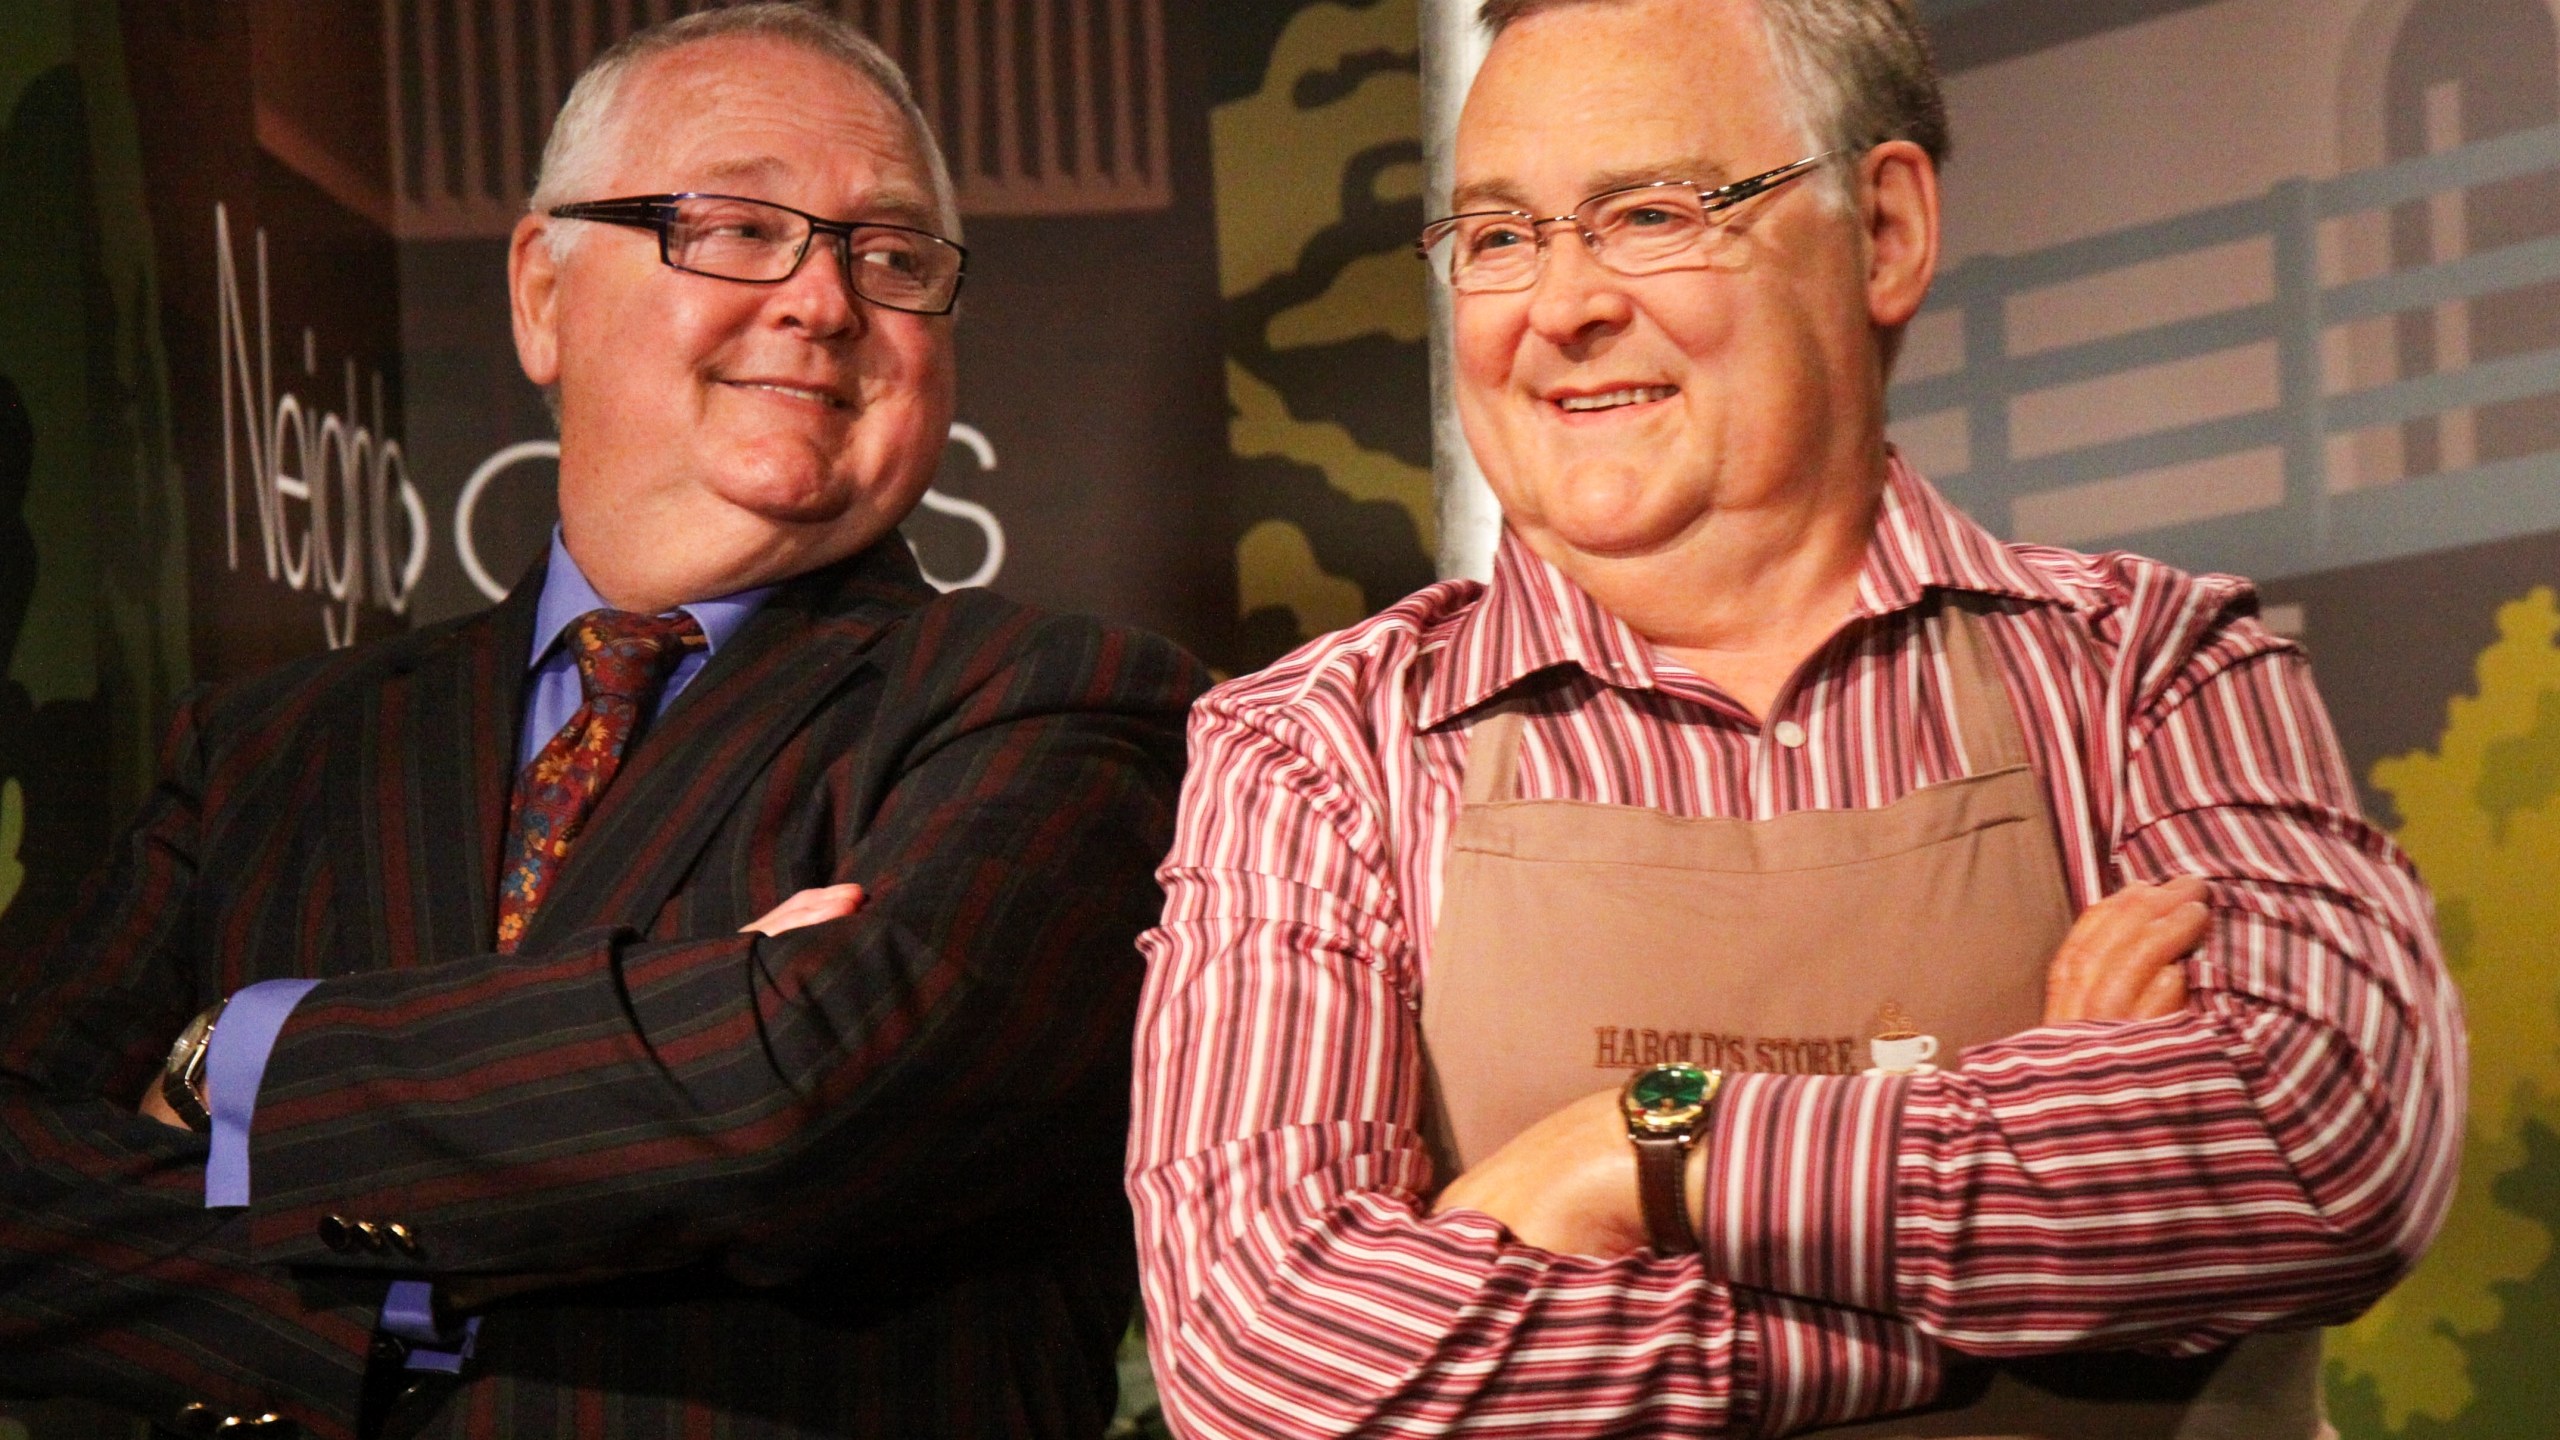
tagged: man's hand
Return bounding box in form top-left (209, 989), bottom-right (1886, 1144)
top-left (2043, 876), bottom-right (2206, 1025)
top-left (1431, 878), bottom-right (2215, 1258)
top-left (138, 1079), bottom-right (189, 1131)
top-left (1430, 1088), bottom-right (1646, 1257)
top-left (740, 883), bottom-right (865, 937)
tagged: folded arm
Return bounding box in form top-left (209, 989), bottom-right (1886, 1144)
top-left (1430, 878), bottom-right (2207, 1263)
top-left (234, 618), bottom-right (1200, 1281)
top-left (1699, 645), bottom-right (2465, 1353)
top-left (1128, 694), bottom-right (1942, 1440)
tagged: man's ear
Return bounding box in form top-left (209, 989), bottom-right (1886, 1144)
top-left (1861, 139), bottom-right (1940, 332)
top-left (509, 214), bottom-right (564, 388)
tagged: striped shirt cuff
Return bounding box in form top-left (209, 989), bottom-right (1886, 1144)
top-left (1703, 1071), bottom-right (1909, 1312)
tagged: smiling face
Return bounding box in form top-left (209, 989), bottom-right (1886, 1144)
top-left (510, 35), bottom-right (957, 609)
top-left (1452, 0), bottom-right (1912, 572)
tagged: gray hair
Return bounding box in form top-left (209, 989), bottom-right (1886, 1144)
top-left (529, 1), bottom-right (961, 260)
top-left (1477, 0), bottom-right (1950, 186)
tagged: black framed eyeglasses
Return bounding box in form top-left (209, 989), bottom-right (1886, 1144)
top-left (547, 192), bottom-right (968, 316)
top-left (1416, 152), bottom-right (1838, 293)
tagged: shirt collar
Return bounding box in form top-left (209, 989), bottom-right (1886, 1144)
top-left (1414, 454), bottom-right (2080, 730)
top-left (1852, 452), bottom-right (2078, 617)
top-left (527, 529), bottom-right (774, 672)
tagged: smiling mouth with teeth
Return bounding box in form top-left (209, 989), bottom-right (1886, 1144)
top-left (1556, 385), bottom-right (1677, 413)
top-left (729, 380), bottom-right (847, 409)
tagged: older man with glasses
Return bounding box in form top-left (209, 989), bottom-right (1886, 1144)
top-left (0, 6), bottom-right (1200, 1437)
top-left (1128, 1), bottom-right (2462, 1436)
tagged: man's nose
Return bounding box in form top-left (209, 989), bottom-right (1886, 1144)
top-left (772, 235), bottom-right (865, 335)
top-left (1524, 227), bottom-right (1635, 344)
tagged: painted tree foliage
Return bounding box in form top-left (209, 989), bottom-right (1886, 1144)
top-left (2329, 587), bottom-right (2560, 1438)
top-left (1210, 0), bottom-right (1432, 673)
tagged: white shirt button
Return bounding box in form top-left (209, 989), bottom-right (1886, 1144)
top-left (1772, 719), bottom-right (1807, 749)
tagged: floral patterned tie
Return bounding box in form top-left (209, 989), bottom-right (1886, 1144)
top-left (495, 608), bottom-right (707, 953)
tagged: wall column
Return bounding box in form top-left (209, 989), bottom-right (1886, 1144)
top-left (1421, 0), bottom-right (1499, 580)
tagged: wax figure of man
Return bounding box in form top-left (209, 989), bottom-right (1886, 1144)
top-left (1129, 0), bottom-right (2464, 1435)
top-left (0, 7), bottom-right (1203, 1437)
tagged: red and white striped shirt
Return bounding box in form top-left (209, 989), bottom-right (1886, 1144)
top-left (1128, 459), bottom-right (2463, 1438)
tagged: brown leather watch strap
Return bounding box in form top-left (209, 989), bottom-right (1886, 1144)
top-left (1632, 1132), bottom-right (1697, 1254)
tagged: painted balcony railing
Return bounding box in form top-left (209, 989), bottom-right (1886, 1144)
top-left (1891, 119), bottom-right (2560, 581)
top-left (385, 0), bottom-right (1171, 239)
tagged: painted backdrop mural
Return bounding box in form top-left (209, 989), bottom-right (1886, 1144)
top-left (1212, 0), bottom-right (1432, 672)
top-left (1900, 1), bottom-right (2560, 1433)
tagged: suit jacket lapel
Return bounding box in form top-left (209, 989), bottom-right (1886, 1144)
top-left (510, 540), bottom-right (932, 954)
top-left (368, 561), bottom-right (542, 966)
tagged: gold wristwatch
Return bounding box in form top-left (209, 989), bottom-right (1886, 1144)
top-left (158, 1004), bottom-right (223, 1133)
top-left (1620, 1062), bottom-right (1722, 1254)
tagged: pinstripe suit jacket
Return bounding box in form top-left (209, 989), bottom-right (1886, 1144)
top-left (0, 539), bottom-right (1205, 1439)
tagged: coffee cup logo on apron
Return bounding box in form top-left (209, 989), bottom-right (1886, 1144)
top-left (1869, 1000), bottom-right (1941, 1075)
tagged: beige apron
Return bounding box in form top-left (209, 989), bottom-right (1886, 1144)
top-left (1419, 597), bottom-right (2325, 1440)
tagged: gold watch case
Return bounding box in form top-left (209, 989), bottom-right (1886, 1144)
top-left (159, 1006), bottom-right (219, 1130)
top-left (1620, 1061), bottom-right (1723, 1139)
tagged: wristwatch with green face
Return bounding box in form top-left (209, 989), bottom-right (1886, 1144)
top-left (158, 1005), bottom-right (222, 1133)
top-left (1620, 1062), bottom-right (1723, 1254)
